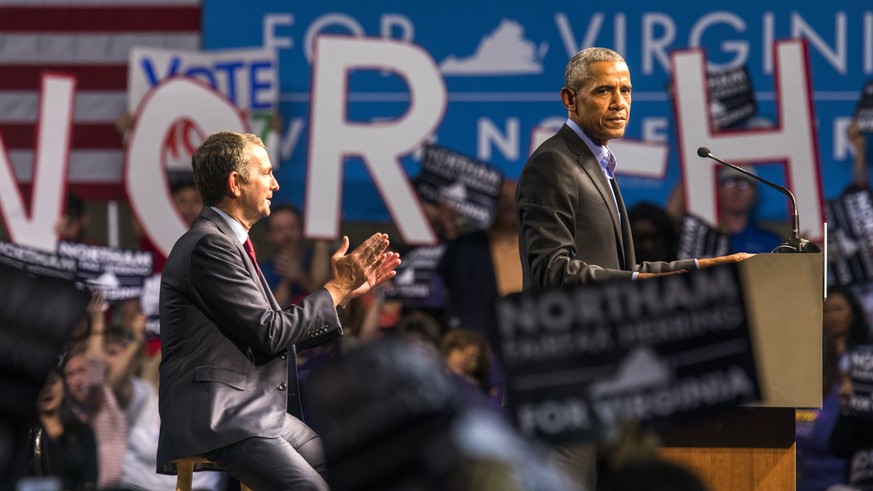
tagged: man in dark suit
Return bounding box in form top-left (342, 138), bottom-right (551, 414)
top-left (156, 131), bottom-right (400, 490)
top-left (516, 47), bottom-right (750, 489)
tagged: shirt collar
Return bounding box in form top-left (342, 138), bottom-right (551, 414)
top-left (210, 206), bottom-right (248, 245)
top-left (566, 118), bottom-right (616, 179)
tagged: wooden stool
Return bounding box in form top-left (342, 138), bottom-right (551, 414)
top-left (171, 456), bottom-right (252, 491)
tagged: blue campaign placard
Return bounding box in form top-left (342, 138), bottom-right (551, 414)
top-left (202, 1), bottom-right (872, 230)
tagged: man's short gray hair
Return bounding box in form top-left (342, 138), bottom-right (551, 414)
top-left (564, 47), bottom-right (626, 92)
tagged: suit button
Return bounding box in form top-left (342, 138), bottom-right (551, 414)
top-left (277, 383), bottom-right (287, 391)
top-left (280, 352), bottom-right (287, 360)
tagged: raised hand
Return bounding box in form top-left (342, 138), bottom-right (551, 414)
top-left (273, 250), bottom-right (305, 282)
top-left (323, 233), bottom-right (401, 306)
top-left (87, 289), bottom-right (107, 321)
top-left (344, 250), bottom-right (401, 301)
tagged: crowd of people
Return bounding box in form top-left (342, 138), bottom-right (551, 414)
top-left (7, 45), bottom-right (873, 491)
top-left (17, 154), bottom-right (721, 491)
top-left (792, 116), bottom-right (873, 491)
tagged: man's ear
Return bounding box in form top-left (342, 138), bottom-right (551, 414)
top-left (560, 87), bottom-right (575, 111)
top-left (227, 172), bottom-right (242, 198)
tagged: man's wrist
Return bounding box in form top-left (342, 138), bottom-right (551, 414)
top-left (323, 280), bottom-right (349, 307)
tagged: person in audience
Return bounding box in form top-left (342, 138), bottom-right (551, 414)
top-left (136, 179), bottom-right (204, 273)
top-left (34, 368), bottom-right (98, 491)
top-left (440, 328), bottom-right (495, 399)
top-left (828, 285), bottom-right (873, 489)
top-left (62, 291), bottom-right (127, 489)
top-left (795, 287), bottom-right (862, 491)
top-left (258, 204), bottom-right (331, 307)
top-left (303, 336), bottom-right (577, 491)
top-left (56, 193), bottom-right (92, 244)
top-left (416, 177), bottom-right (462, 243)
top-left (599, 459), bottom-right (708, 491)
top-left (295, 294), bottom-right (379, 417)
top-left (628, 202), bottom-right (680, 262)
top-left (830, 404), bottom-right (873, 490)
top-left (826, 286), bottom-right (872, 377)
top-left (376, 178), bottom-right (465, 333)
top-left (104, 315), bottom-right (225, 490)
top-left (437, 179), bottom-right (520, 403)
top-left (395, 308), bottom-right (444, 349)
top-left (169, 179), bottom-right (204, 228)
top-left (847, 119), bottom-right (870, 192)
top-left (596, 421), bottom-right (709, 491)
top-left (439, 179), bottom-right (522, 334)
top-left (715, 166), bottom-right (782, 253)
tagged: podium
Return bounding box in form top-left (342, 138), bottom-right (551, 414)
top-left (658, 254), bottom-right (823, 491)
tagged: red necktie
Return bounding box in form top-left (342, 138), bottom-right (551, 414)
top-left (243, 237), bottom-right (261, 275)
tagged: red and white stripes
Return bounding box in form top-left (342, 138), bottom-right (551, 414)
top-left (0, 0), bottom-right (200, 199)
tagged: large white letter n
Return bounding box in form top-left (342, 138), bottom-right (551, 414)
top-left (306, 35), bottom-right (446, 244)
top-left (0, 74), bottom-right (75, 250)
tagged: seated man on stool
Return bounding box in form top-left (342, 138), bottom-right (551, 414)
top-left (156, 131), bottom-right (400, 490)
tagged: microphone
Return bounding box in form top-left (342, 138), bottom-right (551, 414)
top-left (696, 146), bottom-right (820, 253)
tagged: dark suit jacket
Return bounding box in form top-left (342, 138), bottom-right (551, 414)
top-left (156, 206), bottom-right (340, 473)
top-left (438, 230), bottom-right (499, 334)
top-left (517, 124), bottom-right (696, 290)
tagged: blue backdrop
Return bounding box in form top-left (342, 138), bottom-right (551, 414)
top-left (203, 1), bottom-right (872, 226)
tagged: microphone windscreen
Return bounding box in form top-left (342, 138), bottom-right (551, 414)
top-left (697, 147), bottom-right (711, 158)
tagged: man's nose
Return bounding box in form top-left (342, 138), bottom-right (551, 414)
top-left (610, 93), bottom-right (627, 110)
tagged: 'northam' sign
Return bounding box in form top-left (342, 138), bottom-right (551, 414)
top-left (494, 263), bottom-right (760, 444)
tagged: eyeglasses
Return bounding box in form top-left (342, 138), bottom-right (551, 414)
top-left (721, 178), bottom-right (753, 190)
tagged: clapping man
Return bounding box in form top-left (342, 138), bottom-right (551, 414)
top-left (157, 131), bottom-right (400, 490)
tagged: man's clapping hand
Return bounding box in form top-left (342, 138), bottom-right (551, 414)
top-left (323, 233), bottom-right (401, 306)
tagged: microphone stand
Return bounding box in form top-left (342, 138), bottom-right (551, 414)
top-left (698, 148), bottom-right (820, 253)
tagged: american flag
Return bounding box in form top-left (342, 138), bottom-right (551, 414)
top-left (0, 0), bottom-right (200, 200)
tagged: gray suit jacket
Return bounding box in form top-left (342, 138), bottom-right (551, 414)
top-left (517, 124), bottom-right (696, 290)
top-left (156, 206), bottom-right (340, 473)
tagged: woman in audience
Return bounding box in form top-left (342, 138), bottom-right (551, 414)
top-left (35, 368), bottom-right (98, 491)
top-left (827, 285), bottom-right (873, 489)
top-left (797, 285), bottom-right (870, 490)
top-left (440, 328), bottom-right (494, 398)
top-left (62, 291), bottom-right (128, 489)
top-left (825, 286), bottom-right (871, 359)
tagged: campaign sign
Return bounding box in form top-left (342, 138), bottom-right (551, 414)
top-left (494, 263), bottom-right (759, 444)
top-left (127, 47), bottom-right (280, 177)
top-left (825, 190), bottom-right (873, 286)
top-left (140, 273), bottom-right (162, 338)
top-left (846, 345), bottom-right (873, 418)
top-left (677, 213), bottom-right (729, 260)
top-left (56, 241), bottom-right (153, 303)
top-left (382, 244), bottom-right (446, 307)
top-left (707, 65), bottom-right (757, 129)
top-left (416, 144), bottom-right (503, 230)
top-left (0, 240), bottom-right (77, 281)
top-left (854, 81), bottom-right (873, 133)
top-left (128, 46), bottom-right (278, 113)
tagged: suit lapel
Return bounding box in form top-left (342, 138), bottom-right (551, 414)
top-left (199, 207), bottom-right (278, 306)
top-left (559, 126), bottom-right (626, 265)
